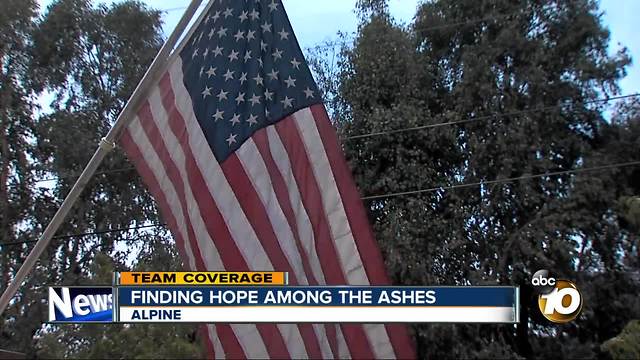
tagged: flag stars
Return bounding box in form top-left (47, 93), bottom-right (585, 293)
top-left (224, 69), bottom-right (235, 81)
top-left (234, 30), bottom-right (245, 42)
top-left (253, 74), bottom-right (264, 86)
top-left (246, 114), bottom-right (259, 126)
top-left (230, 113), bottom-right (241, 126)
top-left (226, 133), bottom-right (238, 146)
top-left (278, 29), bottom-right (290, 40)
top-left (213, 109), bottom-right (224, 122)
top-left (303, 87), bottom-right (315, 99)
top-left (212, 11), bottom-right (221, 23)
top-left (267, 69), bottom-right (279, 81)
top-left (284, 76), bottom-right (297, 88)
top-left (249, 94), bottom-right (261, 106)
top-left (217, 89), bottom-right (229, 101)
top-left (272, 48), bottom-right (283, 60)
top-left (228, 50), bottom-right (239, 62)
top-left (202, 86), bottom-right (212, 98)
top-left (291, 58), bottom-right (301, 70)
top-left (183, 4), bottom-right (318, 156)
top-left (235, 92), bottom-right (246, 105)
top-left (264, 89), bottom-right (274, 101)
top-left (281, 96), bottom-right (294, 108)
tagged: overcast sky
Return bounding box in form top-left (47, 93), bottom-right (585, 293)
top-left (36, 0), bottom-right (639, 96)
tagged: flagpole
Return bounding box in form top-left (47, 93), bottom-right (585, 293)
top-left (0, 0), bottom-right (205, 316)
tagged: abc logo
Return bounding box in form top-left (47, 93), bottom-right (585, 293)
top-left (532, 270), bottom-right (583, 323)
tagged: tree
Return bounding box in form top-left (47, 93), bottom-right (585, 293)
top-left (0, 0), bottom-right (40, 352)
top-left (35, 237), bottom-right (203, 359)
top-left (601, 320), bottom-right (640, 360)
top-left (322, 0), bottom-right (639, 357)
top-left (1, 0), bottom-right (204, 356)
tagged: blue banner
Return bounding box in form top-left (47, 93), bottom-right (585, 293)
top-left (118, 286), bottom-right (516, 307)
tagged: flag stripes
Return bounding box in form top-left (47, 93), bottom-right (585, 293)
top-left (120, 56), bottom-right (413, 358)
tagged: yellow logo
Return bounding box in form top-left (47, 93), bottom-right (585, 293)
top-left (537, 279), bottom-right (583, 323)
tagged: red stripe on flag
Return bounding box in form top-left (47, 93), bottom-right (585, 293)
top-left (159, 73), bottom-right (290, 359)
top-left (248, 131), bottom-right (319, 288)
top-left (122, 127), bottom-right (220, 359)
top-left (122, 127), bottom-right (241, 359)
top-left (253, 129), bottom-right (340, 358)
top-left (274, 117), bottom-right (375, 359)
top-left (200, 325), bottom-right (216, 359)
top-left (120, 130), bottom-right (197, 272)
top-left (138, 102), bottom-right (228, 354)
top-left (136, 102), bottom-right (208, 274)
top-left (309, 105), bottom-right (416, 358)
top-left (221, 154), bottom-right (323, 359)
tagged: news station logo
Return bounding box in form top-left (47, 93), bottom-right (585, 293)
top-left (48, 287), bottom-right (114, 323)
top-left (532, 270), bottom-right (583, 323)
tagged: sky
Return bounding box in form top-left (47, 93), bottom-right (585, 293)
top-left (36, 0), bottom-right (639, 96)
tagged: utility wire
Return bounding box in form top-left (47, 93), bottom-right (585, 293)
top-left (1, 224), bottom-right (167, 247)
top-left (36, 167), bottom-right (137, 184)
top-left (7, 160), bottom-right (640, 246)
top-left (344, 93), bottom-right (640, 141)
top-left (362, 161), bottom-right (640, 201)
top-left (33, 93), bottom-right (640, 184)
top-left (307, 11), bottom-right (525, 52)
top-left (161, 5), bottom-right (526, 52)
top-left (161, 6), bottom-right (190, 13)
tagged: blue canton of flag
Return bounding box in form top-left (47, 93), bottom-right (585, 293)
top-left (180, 0), bottom-right (321, 162)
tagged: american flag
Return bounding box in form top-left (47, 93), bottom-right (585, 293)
top-left (119, 0), bottom-right (414, 358)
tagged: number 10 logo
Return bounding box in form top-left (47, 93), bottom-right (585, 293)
top-left (537, 280), bottom-right (583, 323)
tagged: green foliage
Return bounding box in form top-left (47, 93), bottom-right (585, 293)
top-left (602, 320), bottom-right (640, 360)
top-left (0, 0), bottom-right (40, 353)
top-left (619, 197), bottom-right (640, 231)
top-left (311, 0), bottom-right (640, 358)
top-left (35, 240), bottom-right (203, 359)
top-left (1, 0), bottom-right (203, 357)
top-left (0, 0), bottom-right (638, 357)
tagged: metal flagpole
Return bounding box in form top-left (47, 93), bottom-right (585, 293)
top-left (0, 0), bottom-right (205, 316)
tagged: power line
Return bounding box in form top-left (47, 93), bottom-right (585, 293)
top-left (161, 6), bottom-right (189, 13)
top-left (306, 11), bottom-right (524, 52)
top-left (33, 93), bottom-right (640, 184)
top-left (8, 160), bottom-right (640, 246)
top-left (36, 167), bottom-right (137, 184)
top-left (1, 223), bottom-right (167, 247)
top-left (362, 160), bottom-right (640, 201)
top-left (344, 93), bottom-right (640, 141)
top-left (159, 5), bottom-right (525, 52)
